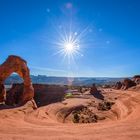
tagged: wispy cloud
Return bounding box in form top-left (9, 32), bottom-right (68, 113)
top-left (31, 66), bottom-right (66, 72)
top-left (30, 66), bottom-right (68, 76)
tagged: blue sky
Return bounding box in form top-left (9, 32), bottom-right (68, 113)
top-left (0, 0), bottom-right (140, 77)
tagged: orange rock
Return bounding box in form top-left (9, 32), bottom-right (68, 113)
top-left (114, 81), bottom-right (122, 89)
top-left (90, 84), bottom-right (98, 94)
top-left (133, 75), bottom-right (140, 85)
top-left (0, 55), bottom-right (34, 104)
top-left (121, 78), bottom-right (136, 90)
top-left (6, 83), bottom-right (65, 107)
top-left (90, 84), bottom-right (104, 100)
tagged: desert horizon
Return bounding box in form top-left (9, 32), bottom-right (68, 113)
top-left (0, 0), bottom-right (140, 140)
top-left (0, 56), bottom-right (140, 140)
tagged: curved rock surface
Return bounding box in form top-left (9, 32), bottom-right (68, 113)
top-left (0, 88), bottom-right (140, 140)
top-left (0, 55), bottom-right (34, 104)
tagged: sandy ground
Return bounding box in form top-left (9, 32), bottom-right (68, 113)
top-left (0, 88), bottom-right (140, 140)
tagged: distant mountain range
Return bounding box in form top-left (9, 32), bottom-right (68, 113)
top-left (5, 74), bottom-right (125, 86)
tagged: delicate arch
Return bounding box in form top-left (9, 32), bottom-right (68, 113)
top-left (0, 55), bottom-right (34, 104)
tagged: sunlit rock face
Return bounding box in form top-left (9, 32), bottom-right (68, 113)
top-left (6, 84), bottom-right (65, 107)
top-left (0, 55), bottom-right (34, 104)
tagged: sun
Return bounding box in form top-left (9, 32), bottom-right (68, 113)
top-left (55, 31), bottom-right (81, 60)
top-left (62, 40), bottom-right (80, 58)
top-left (53, 28), bottom-right (84, 63)
top-left (65, 43), bottom-right (74, 53)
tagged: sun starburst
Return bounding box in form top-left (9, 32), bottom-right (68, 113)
top-left (54, 30), bottom-right (83, 64)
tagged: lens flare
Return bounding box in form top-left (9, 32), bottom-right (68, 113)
top-left (54, 30), bottom-right (82, 64)
top-left (65, 43), bottom-right (74, 52)
top-left (62, 38), bottom-right (80, 57)
top-left (52, 23), bottom-right (92, 64)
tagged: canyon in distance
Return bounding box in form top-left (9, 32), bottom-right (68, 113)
top-left (0, 0), bottom-right (140, 139)
top-left (0, 55), bottom-right (140, 140)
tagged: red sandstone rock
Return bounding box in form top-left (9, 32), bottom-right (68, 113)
top-left (90, 84), bottom-right (98, 94)
top-left (90, 84), bottom-right (104, 100)
top-left (33, 84), bottom-right (65, 106)
top-left (0, 84), bottom-right (6, 103)
top-left (114, 81), bottom-right (122, 89)
top-left (133, 75), bottom-right (140, 85)
top-left (0, 55), bottom-right (34, 104)
top-left (6, 83), bottom-right (65, 107)
top-left (121, 78), bottom-right (136, 90)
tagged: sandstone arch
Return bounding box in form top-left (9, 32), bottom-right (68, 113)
top-left (0, 55), bottom-right (34, 104)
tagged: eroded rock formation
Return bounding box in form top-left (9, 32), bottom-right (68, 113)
top-left (90, 84), bottom-right (98, 94)
top-left (6, 83), bottom-right (65, 106)
top-left (121, 78), bottom-right (136, 90)
top-left (90, 84), bottom-right (104, 100)
top-left (0, 55), bottom-right (34, 104)
top-left (114, 81), bottom-right (122, 89)
top-left (114, 78), bottom-right (137, 90)
top-left (133, 75), bottom-right (140, 85)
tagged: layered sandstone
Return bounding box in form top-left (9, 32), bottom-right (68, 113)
top-left (0, 55), bottom-right (34, 104)
top-left (6, 83), bottom-right (65, 106)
